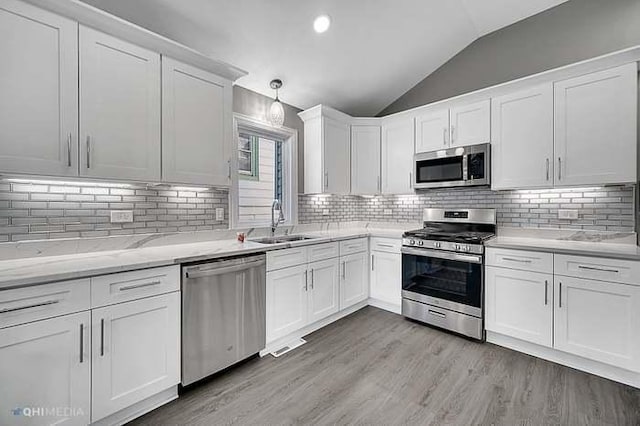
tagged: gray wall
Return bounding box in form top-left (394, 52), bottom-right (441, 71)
top-left (233, 86), bottom-right (304, 191)
top-left (379, 0), bottom-right (640, 115)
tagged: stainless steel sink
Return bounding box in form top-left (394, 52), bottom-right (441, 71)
top-left (251, 235), bottom-right (316, 244)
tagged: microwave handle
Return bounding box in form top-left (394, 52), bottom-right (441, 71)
top-left (462, 154), bottom-right (468, 181)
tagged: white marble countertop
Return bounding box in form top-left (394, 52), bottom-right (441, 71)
top-left (486, 236), bottom-right (640, 261)
top-left (0, 227), bottom-right (403, 290)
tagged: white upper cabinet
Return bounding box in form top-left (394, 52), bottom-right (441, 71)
top-left (351, 125), bottom-right (381, 195)
top-left (162, 57), bottom-right (232, 186)
top-left (491, 84), bottom-right (554, 190)
top-left (299, 105), bottom-right (351, 194)
top-left (554, 275), bottom-right (640, 373)
top-left (381, 114), bottom-right (414, 194)
top-left (449, 100), bottom-right (491, 147)
top-left (414, 109), bottom-right (449, 153)
top-left (0, 0), bottom-right (78, 177)
top-left (554, 63), bottom-right (637, 186)
top-left (79, 26), bottom-right (161, 181)
top-left (414, 99), bottom-right (490, 153)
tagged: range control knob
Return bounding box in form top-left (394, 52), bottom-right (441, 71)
top-left (409, 239), bottom-right (416, 245)
top-left (455, 244), bottom-right (461, 251)
top-left (434, 242), bottom-right (441, 248)
top-left (418, 240), bottom-right (424, 246)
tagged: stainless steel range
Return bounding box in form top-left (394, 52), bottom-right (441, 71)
top-left (401, 208), bottom-right (496, 340)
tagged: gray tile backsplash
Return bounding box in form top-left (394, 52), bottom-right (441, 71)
top-left (0, 181), bottom-right (229, 242)
top-left (299, 186), bottom-right (636, 232)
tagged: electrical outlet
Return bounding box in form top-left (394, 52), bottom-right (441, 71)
top-left (322, 209), bottom-right (330, 216)
top-left (110, 210), bottom-right (133, 223)
top-left (383, 209), bottom-right (392, 215)
top-left (215, 208), bottom-right (224, 221)
top-left (558, 209), bottom-right (579, 220)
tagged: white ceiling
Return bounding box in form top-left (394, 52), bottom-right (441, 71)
top-left (80, 0), bottom-right (567, 116)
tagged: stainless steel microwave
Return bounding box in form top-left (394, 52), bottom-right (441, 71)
top-left (414, 143), bottom-right (490, 190)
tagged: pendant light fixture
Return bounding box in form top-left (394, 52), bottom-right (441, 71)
top-left (269, 79), bottom-right (285, 127)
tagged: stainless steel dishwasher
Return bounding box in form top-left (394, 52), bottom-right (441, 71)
top-left (181, 254), bottom-right (266, 386)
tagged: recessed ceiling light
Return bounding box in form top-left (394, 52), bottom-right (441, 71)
top-left (313, 15), bottom-right (331, 33)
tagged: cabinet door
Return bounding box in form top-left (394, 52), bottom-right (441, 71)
top-left (340, 252), bottom-right (369, 310)
top-left (266, 265), bottom-right (308, 342)
top-left (554, 276), bottom-right (640, 372)
top-left (449, 99), bottom-right (490, 147)
top-left (79, 25), bottom-right (161, 181)
top-left (162, 57), bottom-right (232, 186)
top-left (308, 258), bottom-right (340, 323)
top-left (485, 267), bottom-right (553, 347)
top-left (351, 125), bottom-right (381, 195)
top-left (381, 116), bottom-right (414, 194)
top-left (370, 251), bottom-right (402, 308)
top-left (0, 0), bottom-right (78, 177)
top-left (554, 63), bottom-right (637, 186)
top-left (323, 117), bottom-right (351, 194)
top-left (91, 292), bottom-right (180, 422)
top-left (491, 84), bottom-right (554, 190)
top-left (414, 109), bottom-right (449, 153)
top-left (0, 312), bottom-right (90, 426)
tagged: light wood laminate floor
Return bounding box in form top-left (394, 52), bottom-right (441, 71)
top-left (131, 306), bottom-right (640, 425)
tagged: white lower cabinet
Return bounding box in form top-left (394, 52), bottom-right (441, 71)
top-left (370, 250), bottom-right (402, 310)
top-left (0, 311), bottom-right (91, 426)
top-left (554, 276), bottom-right (640, 373)
top-left (340, 252), bottom-right (369, 310)
top-left (485, 266), bottom-right (553, 347)
top-left (266, 265), bottom-right (309, 343)
top-left (308, 258), bottom-right (340, 323)
top-left (91, 292), bottom-right (181, 421)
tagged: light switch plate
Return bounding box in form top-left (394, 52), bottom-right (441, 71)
top-left (558, 209), bottom-right (579, 220)
top-left (322, 209), bottom-right (330, 216)
top-left (383, 209), bottom-right (392, 215)
top-left (215, 208), bottom-right (224, 221)
top-left (110, 210), bottom-right (133, 223)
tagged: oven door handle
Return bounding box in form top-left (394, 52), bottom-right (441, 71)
top-left (401, 247), bottom-right (483, 264)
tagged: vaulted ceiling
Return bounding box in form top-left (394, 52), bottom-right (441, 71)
top-left (80, 0), bottom-right (567, 116)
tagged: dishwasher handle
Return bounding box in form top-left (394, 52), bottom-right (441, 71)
top-left (185, 258), bottom-right (265, 279)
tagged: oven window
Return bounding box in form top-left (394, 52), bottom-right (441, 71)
top-left (402, 252), bottom-right (482, 308)
top-left (416, 157), bottom-right (463, 183)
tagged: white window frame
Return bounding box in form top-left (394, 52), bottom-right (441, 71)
top-left (230, 113), bottom-right (299, 228)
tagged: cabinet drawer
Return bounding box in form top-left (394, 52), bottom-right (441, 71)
top-left (91, 266), bottom-right (180, 308)
top-left (267, 247), bottom-right (308, 271)
top-left (0, 279), bottom-right (90, 328)
top-left (370, 237), bottom-right (401, 253)
top-left (308, 242), bottom-right (339, 262)
top-left (486, 248), bottom-right (553, 273)
top-left (554, 254), bottom-right (640, 286)
top-left (339, 238), bottom-right (368, 256)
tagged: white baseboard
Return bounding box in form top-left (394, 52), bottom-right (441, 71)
top-left (90, 387), bottom-right (178, 426)
top-left (261, 300), bottom-right (368, 356)
top-left (368, 298), bottom-right (401, 314)
top-left (487, 331), bottom-right (640, 389)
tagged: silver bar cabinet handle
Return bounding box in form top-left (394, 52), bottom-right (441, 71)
top-left (558, 282), bottom-right (562, 308)
top-left (119, 280), bottom-right (162, 291)
top-left (342, 261), bottom-right (346, 279)
top-left (558, 157), bottom-right (561, 180)
top-left (310, 269), bottom-right (314, 289)
top-left (443, 127), bottom-right (447, 145)
top-left (67, 133), bottom-right (72, 167)
top-left (304, 270), bottom-right (308, 291)
top-left (100, 318), bottom-right (105, 356)
top-left (502, 257), bottom-right (532, 264)
top-left (79, 323), bottom-right (84, 363)
top-left (545, 158), bottom-right (549, 181)
top-left (86, 136), bottom-right (91, 169)
top-left (371, 254), bottom-right (375, 271)
top-left (324, 172), bottom-right (329, 189)
top-left (544, 280), bottom-right (548, 306)
top-left (450, 125), bottom-right (455, 143)
top-left (578, 265), bottom-right (619, 273)
top-left (0, 299), bottom-right (59, 314)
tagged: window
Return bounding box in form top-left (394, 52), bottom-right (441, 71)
top-left (238, 133), bottom-right (259, 179)
top-left (232, 115), bottom-right (298, 228)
